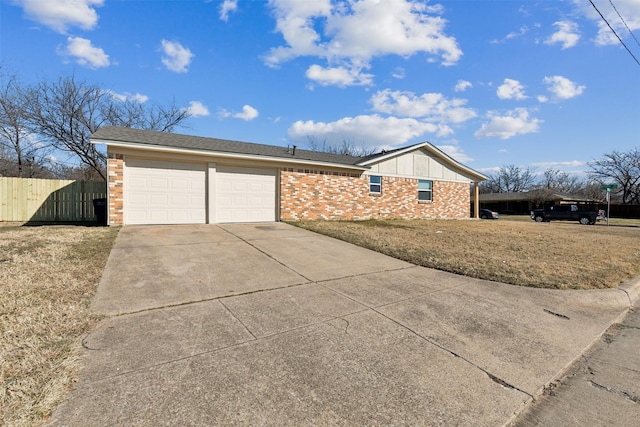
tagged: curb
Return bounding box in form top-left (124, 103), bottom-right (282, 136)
top-left (619, 274), bottom-right (640, 308)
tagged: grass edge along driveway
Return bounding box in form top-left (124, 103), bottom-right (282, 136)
top-left (292, 218), bottom-right (640, 290)
top-left (1, 225), bottom-right (119, 427)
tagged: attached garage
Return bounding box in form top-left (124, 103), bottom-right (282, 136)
top-left (215, 166), bottom-right (277, 223)
top-left (125, 159), bottom-right (206, 225)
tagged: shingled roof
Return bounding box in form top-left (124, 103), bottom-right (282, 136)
top-left (91, 126), bottom-right (487, 181)
top-left (91, 126), bottom-right (366, 166)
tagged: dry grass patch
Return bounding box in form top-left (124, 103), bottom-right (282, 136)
top-left (293, 219), bottom-right (640, 290)
top-left (0, 225), bottom-right (119, 427)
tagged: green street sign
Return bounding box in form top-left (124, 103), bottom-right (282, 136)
top-left (600, 184), bottom-right (619, 190)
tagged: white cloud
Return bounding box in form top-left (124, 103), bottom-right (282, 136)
top-left (574, 0), bottom-right (640, 46)
top-left (506, 25), bottom-right (530, 40)
top-left (235, 105), bottom-right (259, 120)
top-left (219, 104), bottom-right (259, 121)
top-left (496, 78), bottom-right (527, 100)
top-left (370, 89), bottom-right (476, 123)
top-left (474, 108), bottom-right (542, 139)
top-left (107, 90), bottom-right (149, 103)
top-left (265, 0), bottom-right (461, 86)
top-left (454, 79), bottom-right (472, 92)
top-left (18, 0), bottom-right (103, 33)
top-left (478, 166), bottom-right (501, 175)
top-left (265, 0), bottom-right (331, 65)
top-left (391, 67), bottom-right (406, 79)
top-left (127, 93), bottom-right (148, 103)
top-left (219, 0), bottom-right (238, 21)
top-left (288, 114), bottom-right (450, 151)
top-left (543, 75), bottom-right (585, 99)
top-left (436, 144), bottom-right (473, 163)
top-left (530, 160), bottom-right (586, 169)
top-left (59, 36), bottom-right (109, 68)
top-left (184, 101), bottom-right (210, 117)
top-left (160, 40), bottom-right (194, 73)
top-left (490, 25), bottom-right (530, 44)
top-left (545, 20), bottom-right (580, 49)
top-left (306, 64), bottom-right (374, 87)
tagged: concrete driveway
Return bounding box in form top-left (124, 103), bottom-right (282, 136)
top-left (48, 223), bottom-right (638, 426)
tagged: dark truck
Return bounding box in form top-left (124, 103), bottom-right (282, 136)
top-left (530, 204), bottom-right (605, 225)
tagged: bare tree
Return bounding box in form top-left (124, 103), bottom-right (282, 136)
top-left (49, 163), bottom-right (105, 181)
top-left (102, 97), bottom-right (189, 133)
top-left (579, 180), bottom-right (610, 203)
top-left (588, 148), bottom-right (640, 204)
top-left (306, 136), bottom-right (378, 157)
top-left (480, 164), bottom-right (536, 193)
top-left (26, 75), bottom-right (191, 180)
top-left (0, 72), bottom-right (51, 177)
top-left (536, 168), bottom-right (584, 194)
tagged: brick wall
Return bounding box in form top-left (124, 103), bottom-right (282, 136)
top-left (280, 169), bottom-right (470, 221)
top-left (107, 153), bottom-right (124, 225)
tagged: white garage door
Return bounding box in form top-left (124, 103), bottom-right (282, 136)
top-left (215, 166), bottom-right (276, 223)
top-left (125, 159), bottom-right (206, 225)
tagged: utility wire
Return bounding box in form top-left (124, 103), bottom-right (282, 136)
top-left (589, 0), bottom-right (640, 67)
top-left (608, 0), bottom-right (640, 49)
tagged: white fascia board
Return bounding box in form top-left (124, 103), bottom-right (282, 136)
top-left (358, 141), bottom-right (487, 181)
top-left (92, 139), bottom-right (369, 172)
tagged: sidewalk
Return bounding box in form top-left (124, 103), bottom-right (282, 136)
top-left (512, 296), bottom-right (640, 426)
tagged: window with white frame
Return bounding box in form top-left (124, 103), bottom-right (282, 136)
top-left (369, 175), bottom-right (381, 193)
top-left (418, 180), bottom-right (432, 201)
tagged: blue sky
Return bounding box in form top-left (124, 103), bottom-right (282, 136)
top-left (2, 0), bottom-right (639, 178)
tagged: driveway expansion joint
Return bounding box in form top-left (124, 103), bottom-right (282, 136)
top-left (219, 299), bottom-right (257, 340)
top-left (101, 280), bottom-right (315, 317)
top-left (314, 265), bottom-right (419, 286)
top-left (218, 225), bottom-right (313, 282)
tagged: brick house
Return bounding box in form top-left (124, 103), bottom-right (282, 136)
top-left (91, 126), bottom-right (487, 225)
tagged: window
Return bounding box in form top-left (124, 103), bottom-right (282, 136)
top-left (369, 175), bottom-right (381, 193)
top-left (418, 180), bottom-right (432, 201)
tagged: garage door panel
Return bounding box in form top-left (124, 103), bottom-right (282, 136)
top-left (215, 166), bottom-right (276, 223)
top-left (150, 178), bottom-right (169, 188)
top-left (170, 179), bottom-right (189, 190)
top-left (150, 194), bottom-right (170, 205)
top-left (125, 159), bottom-right (206, 225)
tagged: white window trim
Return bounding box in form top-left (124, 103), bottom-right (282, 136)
top-left (418, 179), bottom-right (433, 202)
top-left (369, 175), bottom-right (382, 194)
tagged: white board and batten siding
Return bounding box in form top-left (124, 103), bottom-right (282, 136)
top-left (124, 159), bottom-right (207, 225)
top-left (368, 149), bottom-right (473, 182)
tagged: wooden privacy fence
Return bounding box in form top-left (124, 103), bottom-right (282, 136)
top-left (0, 177), bottom-right (107, 222)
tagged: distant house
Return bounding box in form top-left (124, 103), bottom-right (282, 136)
top-left (471, 191), bottom-right (597, 215)
top-left (91, 126), bottom-right (487, 225)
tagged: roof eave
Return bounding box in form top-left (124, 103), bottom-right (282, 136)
top-left (92, 139), bottom-right (369, 172)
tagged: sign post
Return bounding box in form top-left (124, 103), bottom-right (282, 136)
top-left (600, 184), bottom-right (619, 226)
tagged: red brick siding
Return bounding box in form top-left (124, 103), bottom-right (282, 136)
top-left (280, 170), bottom-right (470, 220)
top-left (107, 153), bottom-right (124, 225)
